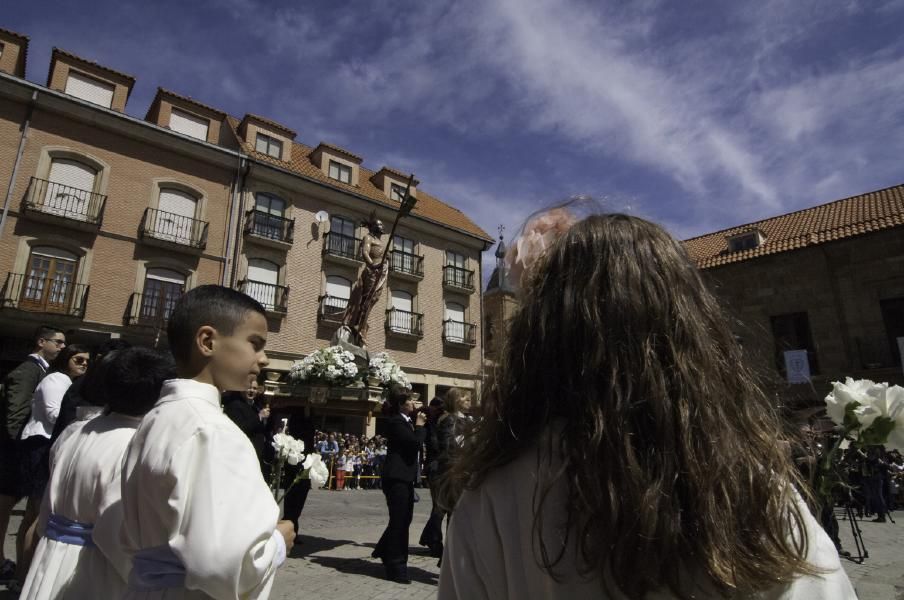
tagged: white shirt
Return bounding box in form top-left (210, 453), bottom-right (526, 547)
top-left (21, 372), bottom-right (72, 440)
top-left (29, 353), bottom-right (50, 371)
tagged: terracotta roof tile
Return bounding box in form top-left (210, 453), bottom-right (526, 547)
top-left (313, 142), bottom-right (362, 163)
top-left (153, 87), bottom-right (226, 119)
top-left (224, 117), bottom-right (491, 242)
top-left (49, 48), bottom-right (136, 90)
top-left (0, 27), bottom-right (29, 76)
top-left (0, 27), bottom-right (29, 42)
top-left (373, 166), bottom-right (420, 187)
top-left (683, 184), bottom-right (904, 269)
top-left (240, 113), bottom-right (296, 138)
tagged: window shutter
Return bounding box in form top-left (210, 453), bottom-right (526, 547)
top-left (326, 276), bottom-right (351, 299)
top-left (169, 108), bottom-right (210, 141)
top-left (48, 159), bottom-right (96, 191)
top-left (248, 259), bottom-right (279, 285)
top-left (391, 290), bottom-right (412, 312)
top-left (64, 72), bottom-right (114, 108)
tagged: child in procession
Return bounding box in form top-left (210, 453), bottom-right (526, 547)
top-left (119, 285), bottom-right (295, 599)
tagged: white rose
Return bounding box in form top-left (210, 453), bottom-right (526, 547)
top-left (825, 378), bottom-right (875, 426)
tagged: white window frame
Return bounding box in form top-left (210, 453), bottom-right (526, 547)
top-left (255, 133), bottom-right (283, 159)
top-left (328, 160), bottom-right (352, 184)
top-left (64, 71), bottom-right (115, 108)
top-left (169, 107), bottom-right (210, 141)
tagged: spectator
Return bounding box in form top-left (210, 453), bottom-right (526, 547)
top-left (222, 380), bottom-right (270, 470)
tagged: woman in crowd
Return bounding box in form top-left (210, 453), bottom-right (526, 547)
top-left (438, 211), bottom-right (856, 599)
top-left (21, 347), bottom-right (174, 599)
top-left (372, 387), bottom-right (426, 584)
top-left (16, 343), bottom-right (90, 581)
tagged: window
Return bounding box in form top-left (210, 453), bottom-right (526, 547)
top-left (140, 269), bottom-right (185, 324)
top-left (20, 246), bottom-right (79, 313)
top-left (169, 108), bottom-right (210, 141)
top-left (44, 159), bottom-right (97, 219)
top-left (328, 160), bottom-right (352, 184)
top-left (155, 188), bottom-right (199, 244)
top-left (390, 183), bottom-right (406, 201)
top-left (324, 275), bottom-right (351, 316)
top-left (446, 250), bottom-right (466, 269)
top-left (391, 236), bottom-right (417, 274)
top-left (255, 133), bottom-right (283, 159)
top-left (64, 71), bottom-right (114, 108)
top-left (389, 290), bottom-right (414, 333)
top-left (445, 301), bottom-right (466, 342)
top-left (250, 193), bottom-right (287, 239)
top-left (881, 298), bottom-right (904, 367)
top-left (770, 312), bottom-right (819, 375)
top-left (326, 215), bottom-right (358, 259)
top-left (445, 250), bottom-right (471, 288)
top-left (245, 259), bottom-right (280, 310)
top-left (728, 232), bottom-right (761, 252)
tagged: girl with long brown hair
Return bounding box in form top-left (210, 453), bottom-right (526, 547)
top-left (438, 211), bottom-right (855, 599)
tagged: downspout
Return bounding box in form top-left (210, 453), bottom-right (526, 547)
top-left (0, 90), bottom-right (38, 241)
top-left (477, 241), bottom-right (491, 402)
top-left (229, 159), bottom-right (251, 288)
top-left (221, 153), bottom-right (245, 286)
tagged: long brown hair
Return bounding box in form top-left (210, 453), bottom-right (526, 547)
top-left (440, 213), bottom-right (814, 597)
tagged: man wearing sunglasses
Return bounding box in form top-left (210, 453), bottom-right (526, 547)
top-left (0, 325), bottom-right (65, 584)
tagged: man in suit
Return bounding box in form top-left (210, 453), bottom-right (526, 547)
top-left (222, 380), bottom-right (270, 468)
top-left (0, 325), bottom-right (65, 582)
top-left (372, 387), bottom-right (427, 584)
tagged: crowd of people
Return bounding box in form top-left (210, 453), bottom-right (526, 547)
top-left (0, 208), bottom-right (876, 599)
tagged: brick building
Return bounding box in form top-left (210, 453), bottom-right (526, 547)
top-left (0, 29), bottom-right (492, 431)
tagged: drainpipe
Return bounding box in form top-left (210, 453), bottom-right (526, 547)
top-left (477, 241), bottom-right (491, 403)
top-left (229, 159), bottom-right (251, 288)
top-left (222, 156), bottom-right (248, 287)
top-left (0, 90), bottom-right (38, 241)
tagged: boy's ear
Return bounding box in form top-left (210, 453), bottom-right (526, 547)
top-left (195, 325), bottom-right (217, 357)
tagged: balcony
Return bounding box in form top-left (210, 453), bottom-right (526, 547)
top-left (389, 250), bottom-right (424, 281)
top-left (443, 265), bottom-right (475, 293)
top-left (1, 272), bottom-right (89, 318)
top-left (322, 232), bottom-right (361, 265)
top-left (139, 208), bottom-right (208, 251)
top-left (318, 295), bottom-right (348, 325)
top-left (442, 320), bottom-right (477, 347)
top-left (243, 209), bottom-right (294, 248)
top-left (237, 280), bottom-right (288, 315)
top-left (125, 292), bottom-right (181, 328)
top-left (385, 309), bottom-right (424, 339)
top-left (22, 177), bottom-right (106, 229)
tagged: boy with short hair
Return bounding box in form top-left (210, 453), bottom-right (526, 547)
top-left (120, 286), bottom-right (294, 599)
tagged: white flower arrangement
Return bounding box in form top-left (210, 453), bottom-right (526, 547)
top-left (272, 432), bottom-right (306, 466)
top-left (269, 430), bottom-right (329, 502)
top-left (824, 377), bottom-right (904, 451)
top-left (300, 453), bottom-right (330, 488)
top-left (289, 346), bottom-right (360, 387)
top-left (368, 352), bottom-right (411, 390)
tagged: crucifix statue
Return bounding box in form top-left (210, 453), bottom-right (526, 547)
top-left (333, 174), bottom-right (417, 354)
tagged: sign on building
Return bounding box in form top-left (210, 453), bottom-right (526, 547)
top-left (783, 350), bottom-right (811, 384)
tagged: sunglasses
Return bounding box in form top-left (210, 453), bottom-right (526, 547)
top-left (71, 356), bottom-right (90, 366)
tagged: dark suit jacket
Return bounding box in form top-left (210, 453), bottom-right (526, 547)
top-left (2, 357), bottom-right (46, 441)
top-left (383, 413), bottom-right (426, 483)
top-left (222, 394), bottom-right (267, 461)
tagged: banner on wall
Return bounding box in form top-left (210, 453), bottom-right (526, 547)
top-left (784, 349), bottom-right (811, 384)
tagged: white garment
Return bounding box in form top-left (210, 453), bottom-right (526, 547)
top-left (21, 372), bottom-right (72, 440)
top-left (120, 379), bottom-right (285, 600)
top-left (439, 443), bottom-right (858, 600)
top-left (29, 353), bottom-right (50, 371)
top-left (21, 413), bottom-right (141, 599)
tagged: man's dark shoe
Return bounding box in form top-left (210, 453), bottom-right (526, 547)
top-left (386, 572), bottom-right (412, 584)
top-left (871, 517), bottom-right (887, 523)
top-left (0, 559), bottom-right (16, 583)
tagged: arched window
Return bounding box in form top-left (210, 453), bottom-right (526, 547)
top-left (21, 246), bottom-right (79, 313)
top-left (324, 275), bottom-right (351, 316)
top-left (140, 268), bottom-right (186, 323)
top-left (245, 259), bottom-right (280, 310)
top-left (44, 158), bottom-right (97, 220)
top-left (444, 301), bottom-right (466, 342)
top-left (389, 290), bottom-right (414, 333)
top-left (155, 188), bottom-right (199, 245)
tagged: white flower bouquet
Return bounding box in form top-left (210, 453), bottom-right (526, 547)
top-left (824, 378), bottom-right (904, 451)
top-left (299, 453), bottom-right (330, 488)
top-left (368, 352), bottom-right (411, 390)
top-left (289, 346), bottom-right (360, 387)
top-left (269, 430), bottom-right (329, 502)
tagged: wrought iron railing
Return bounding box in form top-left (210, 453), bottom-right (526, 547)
top-left (442, 319), bottom-right (477, 346)
top-left (244, 209), bottom-right (294, 244)
top-left (322, 232), bottom-right (361, 261)
top-left (318, 295), bottom-right (348, 323)
top-left (385, 309), bottom-right (424, 337)
top-left (390, 250), bottom-right (424, 278)
top-left (2, 272), bottom-right (89, 317)
top-left (24, 177), bottom-right (106, 225)
top-left (238, 280), bottom-right (289, 314)
top-left (139, 208), bottom-right (209, 249)
top-left (125, 291), bottom-right (182, 327)
top-left (443, 265), bottom-right (475, 291)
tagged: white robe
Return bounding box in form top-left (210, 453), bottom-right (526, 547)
top-left (439, 442), bottom-right (858, 600)
top-left (21, 413), bottom-right (141, 599)
top-left (120, 379), bottom-right (284, 600)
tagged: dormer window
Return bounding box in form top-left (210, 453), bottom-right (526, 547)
top-left (727, 230), bottom-right (765, 252)
top-left (64, 71), bottom-right (115, 108)
top-left (390, 183), bottom-right (406, 201)
top-left (255, 133), bottom-right (283, 160)
top-left (169, 107), bottom-right (210, 141)
top-left (328, 160), bottom-right (352, 184)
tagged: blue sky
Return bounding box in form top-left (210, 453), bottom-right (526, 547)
top-left (5, 0), bottom-right (904, 276)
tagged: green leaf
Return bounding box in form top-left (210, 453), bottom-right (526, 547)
top-left (859, 416), bottom-right (896, 446)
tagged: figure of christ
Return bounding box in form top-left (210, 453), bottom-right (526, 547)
top-left (342, 218), bottom-right (389, 345)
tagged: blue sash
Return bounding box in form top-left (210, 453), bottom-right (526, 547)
top-left (45, 513), bottom-right (94, 547)
top-left (129, 545), bottom-right (186, 591)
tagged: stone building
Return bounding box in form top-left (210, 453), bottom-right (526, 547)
top-left (0, 29), bottom-right (493, 431)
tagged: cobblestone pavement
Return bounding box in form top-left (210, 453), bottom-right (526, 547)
top-left (3, 494), bottom-right (902, 599)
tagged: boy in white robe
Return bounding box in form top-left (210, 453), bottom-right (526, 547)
top-left (21, 347), bottom-right (175, 599)
top-left (120, 285), bottom-right (295, 599)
